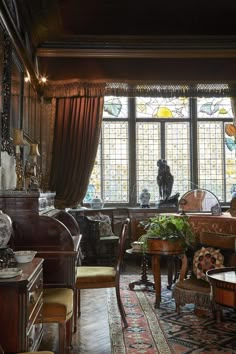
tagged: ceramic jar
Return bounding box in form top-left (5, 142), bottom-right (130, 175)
top-left (140, 188), bottom-right (150, 208)
top-left (90, 197), bottom-right (104, 209)
top-left (0, 210), bottom-right (12, 248)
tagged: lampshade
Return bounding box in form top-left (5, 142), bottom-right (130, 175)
top-left (29, 143), bottom-right (40, 157)
top-left (12, 129), bottom-right (25, 146)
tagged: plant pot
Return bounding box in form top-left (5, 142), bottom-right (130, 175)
top-left (147, 238), bottom-right (184, 255)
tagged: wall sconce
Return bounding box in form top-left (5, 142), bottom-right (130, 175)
top-left (25, 143), bottom-right (41, 191)
top-left (12, 128), bottom-right (25, 191)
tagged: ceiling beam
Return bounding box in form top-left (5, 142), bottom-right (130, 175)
top-left (36, 47), bottom-right (236, 59)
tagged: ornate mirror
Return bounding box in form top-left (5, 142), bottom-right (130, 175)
top-left (178, 189), bottom-right (222, 215)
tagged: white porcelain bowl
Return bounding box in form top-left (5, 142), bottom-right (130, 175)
top-left (131, 241), bottom-right (144, 252)
top-left (14, 250), bottom-right (37, 263)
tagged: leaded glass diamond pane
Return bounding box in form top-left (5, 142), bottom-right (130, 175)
top-left (136, 97), bottom-right (189, 118)
top-left (86, 143), bottom-right (101, 201)
top-left (224, 122), bottom-right (236, 200)
top-left (136, 122), bottom-right (161, 203)
top-left (197, 97), bottom-right (233, 118)
top-left (102, 122), bottom-right (129, 202)
top-left (198, 122), bottom-right (224, 200)
top-left (165, 122), bottom-right (191, 197)
top-left (103, 96), bottom-right (128, 118)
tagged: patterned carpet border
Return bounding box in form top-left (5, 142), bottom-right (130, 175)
top-left (107, 274), bottom-right (236, 354)
top-left (107, 276), bottom-right (173, 354)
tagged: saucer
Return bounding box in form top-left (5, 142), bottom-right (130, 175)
top-left (0, 268), bottom-right (23, 278)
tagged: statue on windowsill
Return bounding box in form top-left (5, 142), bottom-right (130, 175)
top-left (157, 159), bottom-right (179, 208)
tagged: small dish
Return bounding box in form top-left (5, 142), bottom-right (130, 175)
top-left (14, 250), bottom-right (37, 263)
top-left (0, 267), bottom-right (23, 278)
top-left (131, 241), bottom-right (144, 252)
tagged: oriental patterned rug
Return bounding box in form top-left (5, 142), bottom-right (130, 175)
top-left (107, 275), bottom-right (236, 354)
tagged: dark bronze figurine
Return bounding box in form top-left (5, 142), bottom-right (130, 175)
top-left (157, 159), bottom-right (174, 201)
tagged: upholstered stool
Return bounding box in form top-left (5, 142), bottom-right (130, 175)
top-left (43, 288), bottom-right (74, 354)
top-left (172, 277), bottom-right (211, 313)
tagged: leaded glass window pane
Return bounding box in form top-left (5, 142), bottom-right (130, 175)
top-left (165, 122), bottom-right (191, 196)
top-left (136, 97), bottom-right (189, 119)
top-left (198, 122), bottom-right (224, 200)
top-left (102, 122), bottom-right (129, 203)
top-left (136, 122), bottom-right (161, 202)
top-left (224, 122), bottom-right (236, 200)
top-left (84, 143), bottom-right (101, 203)
top-left (197, 97), bottom-right (233, 118)
top-left (103, 96), bottom-right (128, 118)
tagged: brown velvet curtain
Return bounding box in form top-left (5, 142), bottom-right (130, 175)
top-left (49, 93), bottom-right (104, 209)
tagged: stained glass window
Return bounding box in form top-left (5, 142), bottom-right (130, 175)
top-left (197, 97), bottom-right (233, 118)
top-left (136, 97), bottom-right (189, 119)
top-left (86, 95), bottom-right (234, 206)
top-left (136, 122), bottom-right (161, 202)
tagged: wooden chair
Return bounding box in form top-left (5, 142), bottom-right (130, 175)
top-left (73, 218), bottom-right (130, 333)
top-left (172, 246), bottom-right (225, 316)
top-left (42, 288), bottom-right (74, 354)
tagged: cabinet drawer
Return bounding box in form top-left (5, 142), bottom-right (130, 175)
top-left (28, 270), bottom-right (43, 318)
top-left (27, 317), bottom-right (43, 352)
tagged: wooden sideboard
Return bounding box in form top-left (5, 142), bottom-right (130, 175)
top-left (0, 258), bottom-right (44, 353)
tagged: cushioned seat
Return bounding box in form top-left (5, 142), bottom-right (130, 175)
top-left (43, 288), bottom-right (74, 354)
top-left (73, 218), bottom-right (130, 333)
top-left (76, 266), bottom-right (116, 284)
top-left (172, 278), bottom-right (211, 309)
top-left (18, 352), bottom-right (54, 354)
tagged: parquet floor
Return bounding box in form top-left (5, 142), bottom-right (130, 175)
top-left (39, 255), bottom-right (158, 354)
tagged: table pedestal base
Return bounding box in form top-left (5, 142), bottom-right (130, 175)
top-left (128, 253), bottom-right (155, 291)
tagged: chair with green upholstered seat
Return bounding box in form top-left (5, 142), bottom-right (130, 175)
top-left (42, 288), bottom-right (74, 354)
top-left (73, 218), bottom-right (130, 333)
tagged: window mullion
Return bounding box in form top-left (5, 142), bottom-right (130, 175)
top-left (190, 98), bottom-right (198, 188)
top-left (129, 97), bottom-right (137, 206)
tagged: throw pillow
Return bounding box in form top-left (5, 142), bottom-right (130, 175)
top-left (88, 213), bottom-right (114, 237)
top-left (193, 246), bottom-right (224, 281)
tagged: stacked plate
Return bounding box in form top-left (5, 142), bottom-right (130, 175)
top-left (0, 268), bottom-right (23, 278)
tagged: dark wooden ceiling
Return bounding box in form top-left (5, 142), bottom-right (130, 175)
top-left (16, 0), bottom-right (236, 44)
top-left (13, 0), bottom-right (236, 82)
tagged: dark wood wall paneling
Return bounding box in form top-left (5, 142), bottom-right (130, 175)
top-left (38, 57), bottom-right (236, 83)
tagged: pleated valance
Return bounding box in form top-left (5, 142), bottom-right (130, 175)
top-left (43, 79), bottom-right (236, 98)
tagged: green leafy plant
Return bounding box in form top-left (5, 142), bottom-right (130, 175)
top-left (138, 214), bottom-right (196, 251)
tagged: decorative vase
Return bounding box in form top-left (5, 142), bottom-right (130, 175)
top-left (140, 188), bottom-right (150, 208)
top-left (0, 210), bottom-right (12, 248)
top-left (91, 196), bottom-right (104, 209)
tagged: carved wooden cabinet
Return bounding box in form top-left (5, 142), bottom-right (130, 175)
top-left (0, 258), bottom-right (44, 353)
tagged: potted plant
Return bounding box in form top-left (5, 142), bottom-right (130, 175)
top-left (138, 214), bottom-right (196, 254)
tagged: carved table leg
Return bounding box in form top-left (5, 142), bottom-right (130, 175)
top-left (151, 254), bottom-right (161, 308)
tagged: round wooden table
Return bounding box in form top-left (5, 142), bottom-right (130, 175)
top-left (207, 267), bottom-right (236, 322)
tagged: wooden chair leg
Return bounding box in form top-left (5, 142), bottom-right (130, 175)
top-left (58, 323), bottom-right (66, 354)
top-left (77, 289), bottom-right (81, 317)
top-left (175, 303), bottom-right (180, 314)
top-left (115, 286), bottom-right (128, 328)
top-left (66, 317), bottom-right (73, 349)
top-left (73, 289), bottom-right (78, 333)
